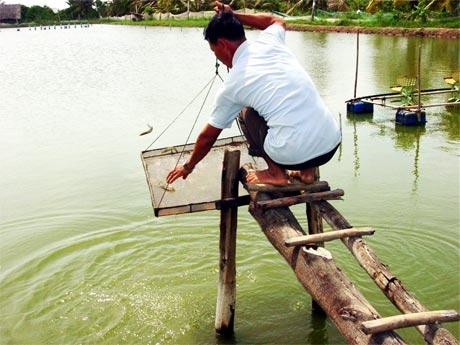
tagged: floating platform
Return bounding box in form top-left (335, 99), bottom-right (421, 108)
top-left (395, 108), bottom-right (427, 126)
top-left (346, 88), bottom-right (459, 111)
top-left (346, 101), bottom-right (374, 114)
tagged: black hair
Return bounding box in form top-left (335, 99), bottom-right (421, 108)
top-left (203, 12), bottom-right (245, 45)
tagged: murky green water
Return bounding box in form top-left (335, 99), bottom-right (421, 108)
top-left (1, 24), bottom-right (459, 344)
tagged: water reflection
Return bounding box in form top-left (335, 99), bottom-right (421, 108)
top-left (371, 36), bottom-right (459, 91)
top-left (346, 112), bottom-right (374, 177)
top-left (393, 125), bottom-right (426, 192)
top-left (346, 109), bottom-right (431, 192)
top-left (439, 107), bottom-right (460, 140)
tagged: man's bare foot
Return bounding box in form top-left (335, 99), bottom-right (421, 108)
top-left (246, 169), bottom-right (288, 186)
top-left (289, 168), bottom-right (315, 184)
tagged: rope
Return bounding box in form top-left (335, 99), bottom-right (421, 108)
top-left (144, 75), bottom-right (217, 151)
top-left (155, 61), bottom-right (224, 208)
top-left (151, 58), bottom-right (254, 209)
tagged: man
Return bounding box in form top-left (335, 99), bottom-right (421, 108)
top-left (166, 1), bottom-right (341, 186)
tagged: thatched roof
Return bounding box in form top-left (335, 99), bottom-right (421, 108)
top-left (0, 4), bottom-right (21, 21)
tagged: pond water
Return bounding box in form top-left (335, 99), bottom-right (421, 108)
top-left (0, 24), bottom-right (459, 344)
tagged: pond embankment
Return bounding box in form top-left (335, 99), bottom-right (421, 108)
top-left (286, 23), bottom-right (460, 38)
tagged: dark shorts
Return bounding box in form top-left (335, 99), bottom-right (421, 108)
top-left (237, 107), bottom-right (340, 170)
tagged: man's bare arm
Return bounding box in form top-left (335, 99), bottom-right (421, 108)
top-left (166, 124), bottom-right (222, 184)
top-left (214, 1), bottom-right (286, 30)
top-left (234, 12), bottom-right (285, 30)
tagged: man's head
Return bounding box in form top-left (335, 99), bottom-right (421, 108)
top-left (203, 12), bottom-right (246, 68)
top-left (203, 11), bottom-right (245, 44)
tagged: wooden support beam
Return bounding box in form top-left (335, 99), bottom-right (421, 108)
top-left (240, 164), bottom-right (406, 344)
top-left (362, 310), bottom-right (460, 335)
top-left (285, 227), bottom-right (375, 247)
top-left (312, 200), bottom-right (460, 345)
top-left (256, 189), bottom-right (344, 210)
top-left (246, 180), bottom-right (330, 193)
top-left (306, 167), bottom-right (326, 314)
top-left (215, 150), bottom-right (240, 336)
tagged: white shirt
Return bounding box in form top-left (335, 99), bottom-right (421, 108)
top-left (208, 24), bottom-right (341, 165)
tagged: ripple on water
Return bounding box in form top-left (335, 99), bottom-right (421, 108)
top-left (0, 211), bottom-right (225, 344)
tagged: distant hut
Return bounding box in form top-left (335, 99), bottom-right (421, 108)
top-left (0, 4), bottom-right (21, 24)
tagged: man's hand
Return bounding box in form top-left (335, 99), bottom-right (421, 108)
top-left (164, 124), bottom-right (222, 186)
top-left (166, 165), bottom-right (191, 184)
top-left (214, 1), bottom-right (232, 13)
top-left (214, 0), bottom-right (285, 30)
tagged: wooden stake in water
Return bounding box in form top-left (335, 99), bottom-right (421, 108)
top-left (354, 30), bottom-right (360, 99)
top-left (215, 149), bottom-right (240, 336)
top-left (417, 45), bottom-right (422, 121)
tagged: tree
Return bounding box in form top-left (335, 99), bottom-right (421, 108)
top-left (95, 0), bottom-right (109, 17)
top-left (109, 0), bottom-right (131, 16)
top-left (67, 0), bottom-right (96, 20)
top-left (24, 5), bottom-right (56, 23)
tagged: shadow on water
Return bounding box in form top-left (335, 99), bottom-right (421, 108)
top-left (306, 306), bottom-right (329, 344)
top-left (215, 333), bottom-right (237, 345)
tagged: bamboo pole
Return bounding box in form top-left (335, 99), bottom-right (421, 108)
top-left (285, 227), bottom-right (375, 247)
top-left (215, 149), bottom-right (240, 336)
top-left (312, 200), bottom-right (460, 345)
top-left (359, 99), bottom-right (459, 110)
top-left (345, 87), bottom-right (453, 103)
top-left (354, 30), bottom-right (360, 99)
top-left (362, 310), bottom-right (460, 335)
top-left (417, 45), bottom-right (422, 120)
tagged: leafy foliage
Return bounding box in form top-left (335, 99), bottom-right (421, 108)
top-left (24, 5), bottom-right (56, 22)
top-left (15, 0), bottom-right (460, 25)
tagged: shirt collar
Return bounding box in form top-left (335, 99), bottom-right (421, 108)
top-left (232, 40), bottom-right (249, 67)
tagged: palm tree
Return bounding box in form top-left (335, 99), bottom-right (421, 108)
top-left (67, 0), bottom-right (95, 20)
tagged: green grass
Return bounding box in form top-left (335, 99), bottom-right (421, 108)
top-left (6, 13), bottom-right (459, 30)
top-left (103, 15), bottom-right (459, 29)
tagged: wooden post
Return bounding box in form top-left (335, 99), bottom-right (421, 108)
top-left (215, 149), bottom-right (240, 336)
top-left (307, 166), bottom-right (325, 314)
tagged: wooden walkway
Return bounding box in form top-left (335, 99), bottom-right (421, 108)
top-left (215, 149), bottom-right (459, 344)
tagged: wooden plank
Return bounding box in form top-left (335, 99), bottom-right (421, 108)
top-left (154, 201), bottom-right (217, 217)
top-left (256, 189), bottom-right (344, 210)
top-left (362, 310), bottom-right (460, 335)
top-left (285, 227), bottom-right (375, 247)
top-left (246, 180), bottom-right (329, 193)
top-left (215, 150), bottom-right (240, 336)
top-left (154, 196), bottom-right (251, 217)
top-left (312, 200), bottom-right (460, 345)
top-left (215, 195), bottom-right (251, 209)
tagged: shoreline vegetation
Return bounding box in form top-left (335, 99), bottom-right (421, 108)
top-left (3, 15), bottom-right (459, 39)
top-left (107, 16), bottom-right (460, 38)
top-left (2, 0), bottom-right (458, 38)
